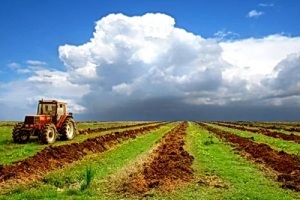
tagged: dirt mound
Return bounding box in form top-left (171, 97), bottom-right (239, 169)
top-left (198, 123), bottom-right (300, 191)
top-left (0, 123), bottom-right (168, 191)
top-left (120, 122), bottom-right (194, 194)
top-left (215, 122), bottom-right (300, 144)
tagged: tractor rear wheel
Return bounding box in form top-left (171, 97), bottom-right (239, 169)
top-left (12, 123), bottom-right (30, 143)
top-left (60, 118), bottom-right (76, 140)
top-left (40, 123), bottom-right (57, 144)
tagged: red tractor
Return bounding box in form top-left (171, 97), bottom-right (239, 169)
top-left (12, 100), bottom-right (76, 144)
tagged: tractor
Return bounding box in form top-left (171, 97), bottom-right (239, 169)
top-left (12, 100), bottom-right (76, 144)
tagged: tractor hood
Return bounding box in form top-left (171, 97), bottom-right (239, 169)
top-left (24, 115), bottom-right (52, 124)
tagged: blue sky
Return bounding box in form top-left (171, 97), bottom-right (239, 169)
top-left (0, 0), bottom-right (300, 120)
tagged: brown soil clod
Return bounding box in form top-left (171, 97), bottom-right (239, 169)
top-left (119, 122), bottom-right (194, 194)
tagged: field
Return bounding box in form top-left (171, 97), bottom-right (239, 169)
top-left (1, 121), bottom-right (300, 199)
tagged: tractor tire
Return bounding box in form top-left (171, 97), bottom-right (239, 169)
top-left (60, 118), bottom-right (76, 140)
top-left (12, 123), bottom-right (30, 143)
top-left (40, 123), bottom-right (57, 144)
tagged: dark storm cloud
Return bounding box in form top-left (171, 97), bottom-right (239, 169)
top-left (77, 97), bottom-right (300, 121)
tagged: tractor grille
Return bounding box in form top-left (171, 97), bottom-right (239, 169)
top-left (24, 116), bottom-right (40, 124)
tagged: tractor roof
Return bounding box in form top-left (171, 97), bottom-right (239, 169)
top-left (39, 100), bottom-right (67, 104)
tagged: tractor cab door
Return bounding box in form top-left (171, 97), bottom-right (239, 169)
top-left (56, 103), bottom-right (66, 122)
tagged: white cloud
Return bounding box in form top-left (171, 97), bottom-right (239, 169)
top-left (58, 13), bottom-right (230, 109)
top-left (26, 60), bottom-right (47, 66)
top-left (7, 61), bottom-right (47, 74)
top-left (17, 68), bottom-right (31, 74)
top-left (0, 66), bottom-right (90, 115)
top-left (247, 10), bottom-right (264, 18)
top-left (220, 35), bottom-right (300, 76)
top-left (259, 3), bottom-right (274, 7)
top-left (214, 30), bottom-right (240, 41)
top-left (7, 62), bottom-right (21, 69)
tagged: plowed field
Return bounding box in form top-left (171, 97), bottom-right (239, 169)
top-left (0, 121), bottom-right (300, 200)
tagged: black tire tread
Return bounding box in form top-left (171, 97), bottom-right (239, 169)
top-left (12, 122), bottom-right (29, 143)
top-left (40, 123), bottom-right (57, 144)
top-left (60, 118), bottom-right (76, 140)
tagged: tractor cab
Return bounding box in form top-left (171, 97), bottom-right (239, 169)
top-left (37, 100), bottom-right (67, 124)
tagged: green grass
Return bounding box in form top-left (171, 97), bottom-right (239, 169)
top-left (0, 122), bottom-right (159, 165)
top-left (154, 122), bottom-right (300, 200)
top-left (206, 123), bottom-right (300, 155)
top-left (0, 125), bottom-right (44, 165)
top-left (0, 123), bottom-right (176, 200)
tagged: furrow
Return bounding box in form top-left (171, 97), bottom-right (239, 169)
top-left (120, 122), bottom-right (194, 194)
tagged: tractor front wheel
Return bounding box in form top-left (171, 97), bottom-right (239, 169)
top-left (12, 123), bottom-right (30, 143)
top-left (60, 118), bottom-right (76, 140)
top-left (40, 123), bottom-right (57, 144)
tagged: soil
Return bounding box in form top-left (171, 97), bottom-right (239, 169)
top-left (119, 122), bottom-right (194, 194)
top-left (198, 123), bottom-right (300, 191)
top-left (0, 123), bottom-right (168, 191)
top-left (215, 122), bottom-right (300, 144)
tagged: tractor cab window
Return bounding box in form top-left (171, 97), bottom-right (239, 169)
top-left (37, 103), bottom-right (57, 116)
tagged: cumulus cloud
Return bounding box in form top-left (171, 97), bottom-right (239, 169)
top-left (58, 13), bottom-right (234, 114)
top-left (0, 13), bottom-right (300, 120)
top-left (56, 13), bottom-right (300, 120)
top-left (247, 10), bottom-right (264, 18)
top-left (220, 35), bottom-right (300, 75)
top-left (261, 53), bottom-right (300, 106)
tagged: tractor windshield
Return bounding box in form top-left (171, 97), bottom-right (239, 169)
top-left (37, 103), bottom-right (57, 116)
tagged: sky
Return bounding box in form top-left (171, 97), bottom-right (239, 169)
top-left (0, 0), bottom-right (300, 121)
